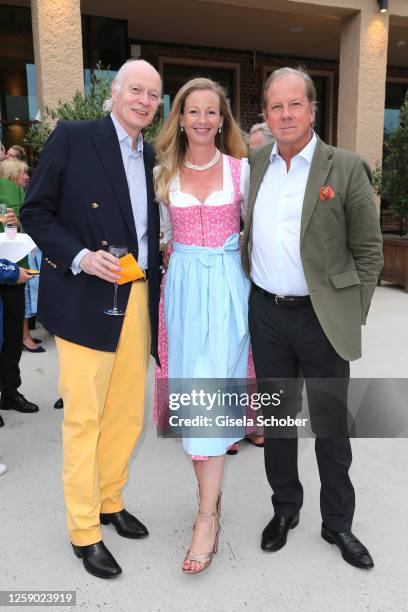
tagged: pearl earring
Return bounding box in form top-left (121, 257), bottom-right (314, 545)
top-left (180, 126), bottom-right (184, 132)
top-left (218, 126), bottom-right (222, 133)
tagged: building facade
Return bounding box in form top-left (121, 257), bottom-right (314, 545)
top-left (1, 0), bottom-right (408, 227)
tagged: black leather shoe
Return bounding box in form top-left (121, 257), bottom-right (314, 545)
top-left (321, 524), bottom-right (374, 569)
top-left (100, 509), bottom-right (149, 539)
top-left (261, 512), bottom-right (299, 552)
top-left (0, 391), bottom-right (39, 413)
top-left (0, 414), bottom-right (4, 427)
top-left (22, 342), bottom-right (46, 353)
top-left (54, 398), bottom-right (64, 409)
top-left (71, 541), bottom-right (122, 579)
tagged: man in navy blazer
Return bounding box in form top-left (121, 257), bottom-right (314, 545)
top-left (21, 60), bottom-right (162, 579)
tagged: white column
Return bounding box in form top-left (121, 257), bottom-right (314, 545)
top-left (31, 0), bottom-right (84, 111)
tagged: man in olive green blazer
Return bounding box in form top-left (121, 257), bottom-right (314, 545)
top-left (241, 67), bottom-right (383, 570)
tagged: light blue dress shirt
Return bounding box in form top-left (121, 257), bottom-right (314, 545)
top-left (72, 112), bottom-right (148, 273)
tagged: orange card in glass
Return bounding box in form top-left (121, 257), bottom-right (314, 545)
top-left (117, 253), bottom-right (145, 285)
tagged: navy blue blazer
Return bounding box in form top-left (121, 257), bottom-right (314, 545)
top-left (20, 115), bottom-right (161, 359)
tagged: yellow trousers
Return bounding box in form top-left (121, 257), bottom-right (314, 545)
top-left (56, 281), bottom-right (150, 546)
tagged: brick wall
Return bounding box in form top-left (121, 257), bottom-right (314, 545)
top-left (135, 39), bottom-right (339, 135)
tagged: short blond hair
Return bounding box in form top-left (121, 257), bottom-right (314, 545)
top-left (262, 66), bottom-right (317, 109)
top-left (0, 158), bottom-right (27, 182)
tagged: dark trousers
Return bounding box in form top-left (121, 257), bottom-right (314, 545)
top-left (0, 283), bottom-right (24, 393)
top-left (249, 285), bottom-right (355, 532)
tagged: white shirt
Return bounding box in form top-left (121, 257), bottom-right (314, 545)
top-left (251, 132), bottom-right (317, 296)
top-left (158, 156), bottom-right (249, 244)
top-left (110, 112), bottom-right (148, 269)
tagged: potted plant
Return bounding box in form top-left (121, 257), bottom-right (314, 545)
top-left (374, 91), bottom-right (408, 292)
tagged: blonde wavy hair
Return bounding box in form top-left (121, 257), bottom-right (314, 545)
top-left (0, 158), bottom-right (28, 183)
top-left (155, 78), bottom-right (247, 204)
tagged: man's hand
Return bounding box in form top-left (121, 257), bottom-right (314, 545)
top-left (161, 240), bottom-right (173, 270)
top-left (79, 250), bottom-right (122, 282)
top-left (17, 268), bottom-right (34, 284)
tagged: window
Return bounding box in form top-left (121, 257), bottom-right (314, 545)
top-left (384, 80), bottom-right (408, 135)
top-left (82, 15), bottom-right (127, 71)
top-left (0, 5), bottom-right (35, 149)
top-left (159, 58), bottom-right (240, 120)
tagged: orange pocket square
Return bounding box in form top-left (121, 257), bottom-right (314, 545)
top-left (319, 185), bottom-right (336, 201)
top-left (117, 253), bottom-right (145, 285)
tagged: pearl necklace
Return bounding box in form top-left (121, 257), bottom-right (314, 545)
top-left (184, 148), bottom-right (221, 171)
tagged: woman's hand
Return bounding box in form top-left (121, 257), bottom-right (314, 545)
top-left (161, 240), bottom-right (173, 270)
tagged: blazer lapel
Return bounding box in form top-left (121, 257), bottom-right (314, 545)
top-left (300, 136), bottom-right (332, 242)
top-left (90, 115), bottom-right (138, 243)
top-left (247, 143), bottom-right (274, 226)
top-left (143, 143), bottom-right (158, 252)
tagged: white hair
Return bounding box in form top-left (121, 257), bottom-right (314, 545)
top-left (102, 59), bottom-right (162, 113)
top-left (249, 122), bottom-right (274, 143)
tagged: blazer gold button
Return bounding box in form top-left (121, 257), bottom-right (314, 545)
top-left (101, 240), bottom-right (108, 246)
top-left (91, 202), bottom-right (99, 209)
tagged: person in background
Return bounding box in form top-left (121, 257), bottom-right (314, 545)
top-left (0, 158), bottom-right (41, 351)
top-left (6, 144), bottom-right (28, 163)
top-left (0, 165), bottom-right (39, 415)
top-left (0, 258), bottom-right (35, 430)
top-left (229, 121), bottom-right (275, 454)
top-left (248, 122), bottom-right (275, 150)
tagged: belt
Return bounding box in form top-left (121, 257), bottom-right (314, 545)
top-left (252, 282), bottom-right (310, 305)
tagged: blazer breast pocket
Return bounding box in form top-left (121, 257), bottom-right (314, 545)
top-left (318, 194), bottom-right (343, 209)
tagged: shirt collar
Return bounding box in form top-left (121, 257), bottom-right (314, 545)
top-left (110, 112), bottom-right (144, 154)
top-left (271, 131), bottom-right (317, 164)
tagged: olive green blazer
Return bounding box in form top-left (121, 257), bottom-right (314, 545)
top-left (241, 136), bottom-right (384, 361)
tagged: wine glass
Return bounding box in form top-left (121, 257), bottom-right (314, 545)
top-left (104, 245), bottom-right (128, 316)
top-left (5, 222), bottom-right (18, 240)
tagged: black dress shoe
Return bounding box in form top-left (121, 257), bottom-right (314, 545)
top-left (0, 414), bottom-right (4, 427)
top-left (54, 398), bottom-right (64, 409)
top-left (321, 524), bottom-right (374, 569)
top-left (22, 343), bottom-right (46, 353)
top-left (100, 509), bottom-right (149, 539)
top-left (71, 541), bottom-right (122, 579)
top-left (261, 512), bottom-right (299, 552)
top-left (0, 391), bottom-right (39, 413)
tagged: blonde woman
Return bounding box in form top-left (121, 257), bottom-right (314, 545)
top-left (0, 159), bottom-right (43, 352)
top-left (155, 78), bottom-right (250, 574)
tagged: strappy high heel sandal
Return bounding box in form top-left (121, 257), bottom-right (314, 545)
top-left (182, 493), bottom-right (222, 574)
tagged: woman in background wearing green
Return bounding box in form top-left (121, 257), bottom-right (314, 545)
top-left (0, 158), bottom-right (39, 419)
top-left (0, 158), bottom-right (44, 353)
